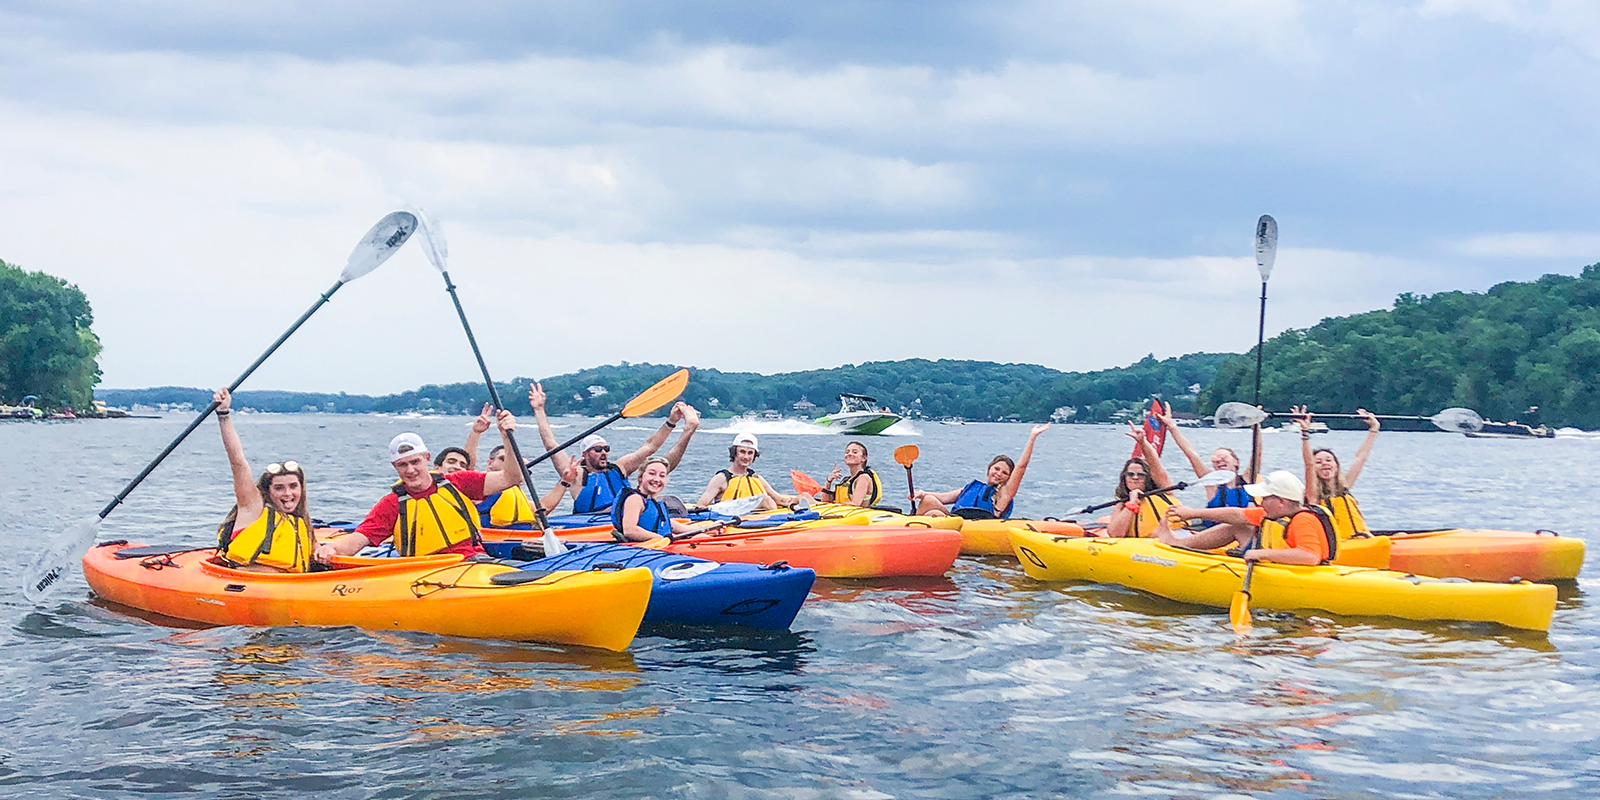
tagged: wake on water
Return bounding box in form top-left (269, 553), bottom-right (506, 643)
top-left (694, 419), bottom-right (923, 437)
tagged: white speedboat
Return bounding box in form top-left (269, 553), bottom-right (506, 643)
top-left (813, 394), bottom-right (901, 435)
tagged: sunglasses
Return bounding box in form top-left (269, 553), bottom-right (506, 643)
top-left (1122, 470), bottom-right (1147, 478)
top-left (588, 446), bottom-right (611, 453)
top-left (266, 461), bottom-right (301, 475)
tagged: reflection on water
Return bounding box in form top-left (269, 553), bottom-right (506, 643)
top-left (1, 417), bottom-right (1597, 797)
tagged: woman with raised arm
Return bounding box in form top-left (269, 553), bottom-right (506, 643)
top-left (915, 424), bottom-right (1050, 518)
top-left (1105, 421), bottom-right (1179, 539)
top-left (1152, 406), bottom-right (1259, 513)
top-left (613, 457), bottom-right (724, 542)
top-left (1294, 405), bottom-right (1379, 540)
top-left (213, 388), bottom-right (315, 573)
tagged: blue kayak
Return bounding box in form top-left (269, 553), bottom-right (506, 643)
top-left (536, 510), bottom-right (822, 530)
top-left (483, 540), bottom-right (814, 630)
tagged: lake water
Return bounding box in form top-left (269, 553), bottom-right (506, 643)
top-left (3, 414), bottom-right (1596, 798)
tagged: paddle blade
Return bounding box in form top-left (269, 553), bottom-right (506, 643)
top-left (1195, 469), bottom-right (1238, 488)
top-left (412, 206), bottom-right (449, 273)
top-left (540, 526), bottom-right (567, 557)
top-left (23, 517), bottom-right (101, 604)
top-left (341, 211), bottom-right (418, 282)
top-left (1213, 402), bottom-right (1269, 429)
top-left (1229, 590), bottom-right (1253, 633)
top-left (621, 369), bottom-right (689, 418)
top-left (1432, 407), bottom-right (1484, 433)
top-left (893, 444), bottom-right (919, 468)
top-left (709, 495), bottom-right (767, 517)
top-left (790, 469), bottom-right (823, 497)
top-left (1255, 214), bottom-right (1277, 281)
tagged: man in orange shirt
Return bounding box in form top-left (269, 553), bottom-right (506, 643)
top-left (1152, 470), bottom-right (1336, 565)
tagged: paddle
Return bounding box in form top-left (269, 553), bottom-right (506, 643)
top-left (790, 469), bottom-right (824, 498)
top-left (521, 369), bottom-right (691, 469)
top-left (1212, 402), bottom-right (1484, 433)
top-left (707, 494), bottom-right (767, 517)
top-left (893, 444), bottom-right (919, 513)
top-left (21, 211), bottom-right (418, 603)
top-left (1230, 559), bottom-right (1257, 633)
top-left (1252, 215), bottom-right (1277, 406)
top-left (1070, 470), bottom-right (1238, 515)
top-left (413, 210), bottom-right (565, 556)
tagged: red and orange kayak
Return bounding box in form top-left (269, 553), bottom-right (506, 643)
top-left (83, 541), bottom-right (652, 651)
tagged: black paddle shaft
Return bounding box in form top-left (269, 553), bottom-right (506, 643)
top-left (1253, 280), bottom-right (1267, 406)
top-left (438, 270), bottom-right (550, 530)
top-left (524, 412), bottom-right (623, 469)
top-left (1075, 481), bottom-right (1190, 515)
top-left (96, 279), bottom-right (349, 519)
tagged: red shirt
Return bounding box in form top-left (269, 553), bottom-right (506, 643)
top-left (1242, 506), bottom-right (1330, 563)
top-left (357, 471), bottom-right (488, 556)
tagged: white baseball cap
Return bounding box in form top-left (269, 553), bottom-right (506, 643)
top-left (578, 434), bottom-right (609, 453)
top-left (1244, 470), bottom-right (1305, 502)
top-left (389, 432), bottom-right (429, 463)
top-left (732, 432), bottom-right (759, 452)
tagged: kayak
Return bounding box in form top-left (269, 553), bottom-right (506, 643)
top-left (1378, 528), bottom-right (1584, 582)
top-left (664, 525), bottom-right (962, 578)
top-left (483, 540), bottom-right (815, 630)
top-left (958, 519), bottom-right (1084, 556)
top-left (1008, 528), bottom-right (1557, 632)
top-left (1330, 534), bottom-right (1392, 568)
top-left (83, 541), bottom-right (652, 651)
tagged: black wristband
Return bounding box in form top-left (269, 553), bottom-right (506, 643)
top-left (215, 410), bottom-right (231, 417)
top-left (559, 480), bottom-right (572, 487)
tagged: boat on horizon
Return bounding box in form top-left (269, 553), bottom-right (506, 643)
top-left (813, 393), bottom-right (902, 435)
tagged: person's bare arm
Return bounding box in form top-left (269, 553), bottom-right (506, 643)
top-left (463, 403), bottom-right (492, 468)
top-left (1105, 490), bottom-right (1138, 538)
top-left (1293, 405), bottom-right (1320, 503)
top-left (527, 382), bottom-right (571, 475)
top-left (617, 494), bottom-right (666, 542)
top-left (849, 473), bottom-right (874, 507)
top-left (697, 472), bottom-right (729, 507)
top-left (1343, 409), bottom-right (1380, 488)
top-left (539, 459), bottom-right (580, 512)
top-left (659, 403), bottom-right (700, 472)
top-left (314, 531), bottom-right (371, 563)
top-left (1129, 422), bottom-right (1173, 488)
top-left (1156, 408), bottom-right (1206, 479)
top-left (215, 389), bottom-right (262, 522)
top-left (616, 404), bottom-right (682, 476)
top-left (1245, 546), bottom-right (1320, 566)
top-left (481, 411), bottom-right (527, 496)
top-left (997, 423), bottom-right (1050, 511)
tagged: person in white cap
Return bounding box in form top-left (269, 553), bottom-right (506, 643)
top-left (1150, 470), bottom-right (1337, 565)
top-left (526, 381), bottom-right (701, 513)
top-left (695, 432), bottom-right (797, 511)
top-left (312, 409), bottom-right (526, 562)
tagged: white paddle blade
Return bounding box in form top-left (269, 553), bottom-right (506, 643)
top-left (540, 526), bottom-right (567, 557)
top-left (709, 495), bottom-right (767, 517)
top-left (412, 206), bottom-right (450, 273)
top-left (341, 211), bottom-right (418, 282)
top-left (1195, 469), bottom-right (1238, 487)
top-left (1255, 215), bottom-right (1278, 281)
top-left (23, 517), bottom-right (101, 604)
top-left (1432, 407), bottom-right (1484, 433)
top-left (1213, 402), bottom-right (1269, 429)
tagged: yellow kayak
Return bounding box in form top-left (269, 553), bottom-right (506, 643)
top-left (958, 518), bottom-right (1085, 556)
top-left (1009, 528), bottom-right (1557, 632)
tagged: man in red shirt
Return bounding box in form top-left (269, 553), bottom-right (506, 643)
top-left (1152, 470), bottom-right (1336, 565)
top-left (314, 410), bottom-right (526, 562)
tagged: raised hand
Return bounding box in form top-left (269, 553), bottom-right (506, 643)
top-left (527, 382), bottom-right (546, 412)
top-left (1030, 423), bottom-right (1051, 438)
top-left (213, 387), bottom-right (232, 413)
top-left (1357, 407), bottom-right (1380, 431)
top-left (1291, 404), bottom-right (1312, 432)
top-left (680, 403), bottom-right (701, 429)
top-left (559, 458), bottom-right (580, 485)
top-left (471, 403), bottom-right (493, 434)
top-left (1125, 420), bottom-right (1144, 441)
top-left (495, 409), bottom-right (517, 433)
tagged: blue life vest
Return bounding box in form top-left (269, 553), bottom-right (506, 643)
top-left (611, 487), bottom-right (671, 541)
top-left (574, 464), bottom-right (630, 513)
top-left (1207, 483), bottom-right (1253, 509)
top-left (951, 480), bottom-right (1013, 520)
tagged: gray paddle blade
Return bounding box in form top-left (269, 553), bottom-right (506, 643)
top-left (1255, 215), bottom-right (1278, 281)
top-left (1213, 402), bottom-right (1269, 429)
top-left (23, 517), bottom-right (101, 604)
top-left (709, 495), bottom-right (767, 517)
top-left (412, 206), bottom-right (450, 273)
top-left (1195, 469), bottom-right (1238, 487)
top-left (341, 211), bottom-right (418, 281)
top-left (1431, 407), bottom-right (1484, 433)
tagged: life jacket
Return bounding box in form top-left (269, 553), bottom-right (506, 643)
top-left (393, 473), bottom-right (482, 557)
top-left (475, 485), bottom-right (536, 528)
top-left (1319, 492), bottom-right (1369, 540)
top-left (611, 487), bottom-right (671, 542)
top-left (1257, 505), bottom-right (1338, 564)
top-left (573, 464), bottom-right (630, 513)
top-left (951, 480), bottom-right (1013, 520)
top-left (218, 507), bottom-right (312, 572)
top-left (1207, 483), bottom-right (1253, 509)
top-left (1128, 492), bottom-right (1181, 538)
top-left (832, 466), bottom-right (883, 506)
top-left (714, 469), bottom-right (767, 502)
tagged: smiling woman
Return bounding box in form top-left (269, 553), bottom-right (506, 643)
top-left (0, 259), bottom-right (100, 409)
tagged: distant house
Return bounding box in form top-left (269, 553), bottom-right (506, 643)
top-left (792, 397), bottom-right (816, 412)
top-left (708, 397), bottom-right (721, 407)
top-left (587, 385), bottom-right (608, 397)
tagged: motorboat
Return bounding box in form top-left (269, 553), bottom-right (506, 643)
top-left (813, 393), bottom-right (901, 435)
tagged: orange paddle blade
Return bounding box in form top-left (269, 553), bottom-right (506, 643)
top-left (790, 469), bottom-right (823, 497)
top-left (1229, 590), bottom-right (1252, 633)
top-left (893, 444), bottom-right (919, 468)
top-left (621, 368), bottom-right (689, 418)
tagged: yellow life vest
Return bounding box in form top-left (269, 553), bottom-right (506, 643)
top-left (1320, 493), bottom-right (1369, 540)
top-left (219, 507), bottom-right (312, 572)
top-left (1128, 492), bottom-right (1182, 538)
top-left (833, 466), bottom-right (883, 506)
top-left (394, 473), bottom-right (482, 557)
top-left (478, 486), bottom-right (536, 528)
top-left (716, 469), bottom-right (767, 502)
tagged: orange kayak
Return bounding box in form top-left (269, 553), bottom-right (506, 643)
top-left (83, 541), bottom-right (652, 651)
top-left (1378, 528), bottom-right (1584, 582)
top-left (482, 525), bottom-right (962, 578)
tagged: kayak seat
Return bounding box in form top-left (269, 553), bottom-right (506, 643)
top-left (489, 569), bottom-right (555, 586)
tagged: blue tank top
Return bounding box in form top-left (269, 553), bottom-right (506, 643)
top-left (610, 488), bottom-right (670, 541)
top-left (574, 465), bottom-right (630, 513)
top-left (951, 480), bottom-right (1013, 519)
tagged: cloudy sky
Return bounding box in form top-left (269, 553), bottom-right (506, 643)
top-left (4, 0), bottom-right (1598, 394)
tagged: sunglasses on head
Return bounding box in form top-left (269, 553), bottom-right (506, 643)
top-left (266, 461), bottom-right (301, 475)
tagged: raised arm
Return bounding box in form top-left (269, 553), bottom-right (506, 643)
top-left (1342, 408), bottom-right (1380, 487)
top-left (527, 382), bottom-right (571, 475)
top-left (657, 403), bottom-right (700, 472)
top-left (463, 403), bottom-right (492, 468)
top-left (616, 404), bottom-right (682, 476)
top-left (1128, 422), bottom-right (1174, 488)
top-left (481, 411), bottom-right (528, 496)
top-left (1293, 405), bottom-right (1320, 503)
top-left (538, 459), bottom-right (578, 513)
top-left (1155, 408), bottom-right (1207, 478)
top-left (215, 388), bottom-right (262, 519)
top-left (997, 423), bottom-right (1050, 510)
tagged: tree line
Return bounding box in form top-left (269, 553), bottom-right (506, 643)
top-left (0, 260), bottom-right (101, 407)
